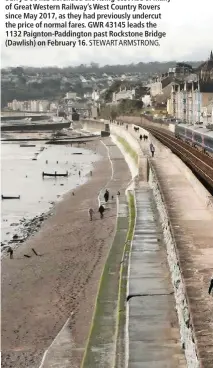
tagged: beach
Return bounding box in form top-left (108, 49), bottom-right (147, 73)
top-left (1, 137), bottom-right (131, 368)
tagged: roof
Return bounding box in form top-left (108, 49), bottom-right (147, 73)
top-left (196, 51), bottom-right (213, 72)
top-left (178, 123), bottom-right (213, 136)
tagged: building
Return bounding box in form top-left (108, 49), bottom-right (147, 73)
top-left (167, 52), bottom-right (213, 124)
top-left (92, 89), bottom-right (100, 101)
top-left (142, 95), bottom-right (152, 107)
top-left (65, 92), bottom-right (77, 100)
top-left (168, 80), bottom-right (213, 124)
top-left (196, 51), bottom-right (213, 81)
top-left (201, 99), bottom-right (213, 125)
top-left (112, 87), bottom-right (135, 103)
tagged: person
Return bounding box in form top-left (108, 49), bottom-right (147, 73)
top-left (117, 191), bottom-right (120, 196)
top-left (79, 170), bottom-right (81, 176)
top-left (150, 143), bottom-right (155, 157)
top-left (104, 189), bottom-right (109, 203)
top-left (139, 134), bottom-right (142, 141)
top-left (208, 278), bottom-right (213, 295)
top-left (90, 171), bottom-right (92, 176)
top-left (98, 205), bottom-right (105, 219)
top-left (88, 208), bottom-right (94, 221)
top-left (7, 246), bottom-right (13, 259)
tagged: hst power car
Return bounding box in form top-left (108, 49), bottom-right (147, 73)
top-left (175, 123), bottom-right (213, 155)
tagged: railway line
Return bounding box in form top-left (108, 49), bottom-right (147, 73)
top-left (139, 124), bottom-right (213, 191)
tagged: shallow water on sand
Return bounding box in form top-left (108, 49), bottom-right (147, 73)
top-left (1, 141), bottom-right (100, 245)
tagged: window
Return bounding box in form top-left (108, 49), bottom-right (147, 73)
top-left (204, 136), bottom-right (213, 150)
top-left (193, 133), bottom-right (202, 144)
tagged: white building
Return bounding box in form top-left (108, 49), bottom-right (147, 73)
top-left (38, 100), bottom-right (49, 112)
top-left (142, 95), bottom-right (152, 107)
top-left (112, 88), bottom-right (135, 103)
top-left (65, 92), bottom-right (77, 100)
top-left (92, 90), bottom-right (99, 101)
top-left (201, 100), bottom-right (213, 125)
top-left (30, 100), bottom-right (40, 112)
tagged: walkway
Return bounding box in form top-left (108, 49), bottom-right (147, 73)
top-left (128, 124), bottom-right (213, 367)
top-left (128, 186), bottom-right (186, 367)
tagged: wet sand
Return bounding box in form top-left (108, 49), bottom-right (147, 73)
top-left (1, 138), bottom-right (130, 368)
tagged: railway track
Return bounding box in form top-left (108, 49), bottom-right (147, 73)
top-left (141, 124), bottom-right (213, 190)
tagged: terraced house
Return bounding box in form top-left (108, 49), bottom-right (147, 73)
top-left (167, 52), bottom-right (213, 124)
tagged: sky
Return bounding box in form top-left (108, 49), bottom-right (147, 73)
top-left (1, 0), bottom-right (213, 68)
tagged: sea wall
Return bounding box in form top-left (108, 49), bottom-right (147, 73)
top-left (110, 124), bottom-right (148, 182)
top-left (110, 124), bottom-right (200, 367)
top-left (1, 122), bottom-right (70, 132)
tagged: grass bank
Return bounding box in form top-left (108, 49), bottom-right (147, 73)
top-left (80, 193), bottom-right (135, 368)
top-left (117, 137), bottom-right (138, 165)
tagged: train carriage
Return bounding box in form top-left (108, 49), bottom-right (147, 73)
top-left (175, 123), bottom-right (213, 156)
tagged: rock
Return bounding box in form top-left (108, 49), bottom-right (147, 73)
top-left (13, 234), bottom-right (18, 239)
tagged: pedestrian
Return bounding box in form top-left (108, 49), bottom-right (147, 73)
top-left (90, 171), bottom-right (92, 176)
top-left (117, 191), bottom-right (120, 196)
top-left (150, 143), bottom-right (155, 157)
top-left (98, 205), bottom-right (105, 219)
top-left (208, 278), bottom-right (213, 295)
top-left (104, 189), bottom-right (109, 203)
top-left (79, 170), bottom-right (81, 176)
top-left (7, 246), bottom-right (13, 259)
top-left (139, 134), bottom-right (142, 141)
top-left (88, 208), bottom-right (94, 221)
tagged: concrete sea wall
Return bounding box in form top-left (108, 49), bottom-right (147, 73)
top-left (81, 118), bottom-right (209, 367)
top-left (110, 124), bottom-right (148, 183)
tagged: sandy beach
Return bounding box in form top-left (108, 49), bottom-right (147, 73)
top-left (1, 137), bottom-right (131, 368)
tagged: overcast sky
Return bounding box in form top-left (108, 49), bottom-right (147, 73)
top-left (1, 0), bottom-right (213, 67)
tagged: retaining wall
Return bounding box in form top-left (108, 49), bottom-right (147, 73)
top-left (110, 124), bottom-right (148, 183)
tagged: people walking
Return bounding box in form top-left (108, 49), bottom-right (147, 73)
top-left (79, 170), bottom-right (81, 177)
top-left (104, 189), bottom-right (109, 203)
top-left (88, 208), bottom-right (94, 221)
top-left (98, 205), bottom-right (105, 219)
top-left (150, 143), bottom-right (155, 157)
top-left (139, 134), bottom-right (142, 141)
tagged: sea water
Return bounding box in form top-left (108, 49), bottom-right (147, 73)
top-left (1, 141), bottom-right (100, 246)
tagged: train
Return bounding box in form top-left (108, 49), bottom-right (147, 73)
top-left (174, 123), bottom-right (213, 156)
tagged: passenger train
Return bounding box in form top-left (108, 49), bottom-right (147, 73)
top-left (174, 123), bottom-right (213, 156)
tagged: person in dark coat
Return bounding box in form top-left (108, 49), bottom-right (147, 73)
top-left (139, 134), bottom-right (142, 141)
top-left (7, 246), bottom-right (13, 259)
top-left (150, 143), bottom-right (155, 157)
top-left (208, 278), bottom-right (213, 295)
top-left (98, 205), bottom-right (105, 219)
top-left (104, 189), bottom-right (109, 203)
